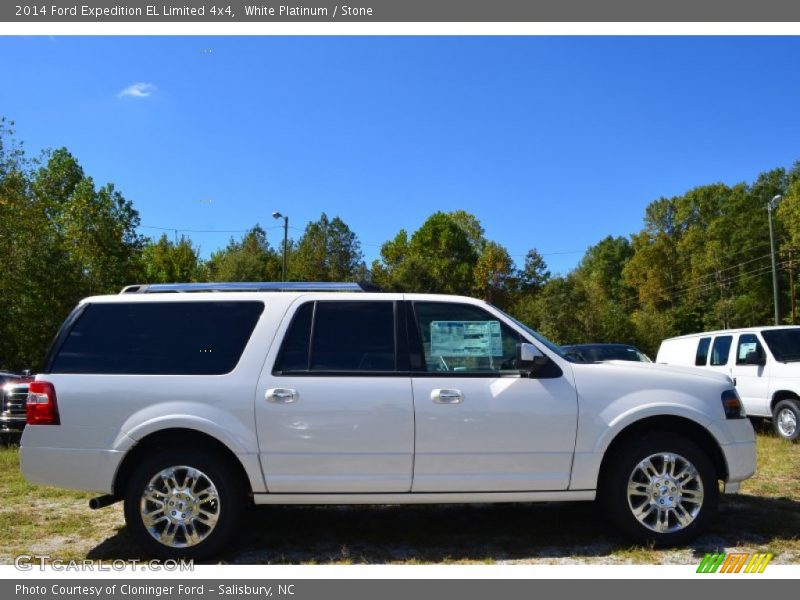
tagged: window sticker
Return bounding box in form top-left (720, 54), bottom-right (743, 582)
top-left (739, 342), bottom-right (757, 360)
top-left (430, 321), bottom-right (503, 357)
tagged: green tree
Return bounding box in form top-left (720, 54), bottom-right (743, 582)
top-left (205, 225), bottom-right (282, 282)
top-left (448, 209), bottom-right (486, 252)
top-left (374, 212), bottom-right (478, 294)
top-left (518, 248), bottom-right (551, 292)
top-left (473, 240), bottom-right (514, 305)
top-left (140, 234), bottom-right (202, 283)
top-left (0, 131), bottom-right (143, 370)
top-left (290, 213), bottom-right (365, 281)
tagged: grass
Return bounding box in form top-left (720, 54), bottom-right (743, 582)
top-left (0, 428), bottom-right (798, 565)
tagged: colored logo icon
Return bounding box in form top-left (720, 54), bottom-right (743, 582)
top-left (696, 552), bottom-right (773, 573)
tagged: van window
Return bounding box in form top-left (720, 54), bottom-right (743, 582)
top-left (50, 301), bottom-right (264, 375)
top-left (695, 337), bottom-right (711, 366)
top-left (736, 334), bottom-right (764, 365)
top-left (274, 301), bottom-right (396, 373)
top-left (710, 336), bottom-right (733, 366)
top-left (761, 328), bottom-right (800, 362)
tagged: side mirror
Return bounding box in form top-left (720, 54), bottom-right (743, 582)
top-left (744, 349), bottom-right (766, 366)
top-left (517, 342), bottom-right (549, 375)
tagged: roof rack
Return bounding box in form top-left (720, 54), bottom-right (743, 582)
top-left (119, 281), bottom-right (382, 294)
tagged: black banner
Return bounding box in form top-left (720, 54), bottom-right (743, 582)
top-left (4, 580), bottom-right (799, 600)
top-left (3, 0), bottom-right (800, 22)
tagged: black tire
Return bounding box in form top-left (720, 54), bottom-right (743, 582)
top-left (772, 399), bottom-right (800, 442)
top-left (599, 432), bottom-right (719, 547)
top-left (123, 449), bottom-right (246, 560)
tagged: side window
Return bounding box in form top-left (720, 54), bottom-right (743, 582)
top-left (311, 301), bottom-right (395, 371)
top-left (413, 302), bottom-right (521, 374)
top-left (695, 337), bottom-right (711, 366)
top-left (710, 335), bottom-right (733, 366)
top-left (50, 301), bottom-right (264, 375)
top-left (273, 302), bottom-right (314, 372)
top-left (736, 333), bottom-right (764, 365)
top-left (273, 301), bottom-right (396, 373)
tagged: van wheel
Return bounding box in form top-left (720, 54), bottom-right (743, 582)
top-left (124, 449), bottom-right (245, 559)
top-left (600, 433), bottom-right (718, 547)
top-left (773, 399), bottom-right (800, 442)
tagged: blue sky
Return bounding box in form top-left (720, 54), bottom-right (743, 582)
top-left (2, 36), bottom-right (799, 274)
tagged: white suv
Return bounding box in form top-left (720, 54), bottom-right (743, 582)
top-left (21, 282), bottom-right (756, 558)
top-left (657, 327), bottom-right (800, 442)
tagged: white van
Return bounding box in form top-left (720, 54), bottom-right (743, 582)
top-left (657, 326), bottom-right (800, 441)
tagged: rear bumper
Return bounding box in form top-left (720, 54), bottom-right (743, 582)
top-left (20, 445), bottom-right (124, 494)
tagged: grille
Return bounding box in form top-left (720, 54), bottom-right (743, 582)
top-left (1, 383), bottom-right (28, 420)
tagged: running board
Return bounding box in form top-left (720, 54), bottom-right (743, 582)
top-left (252, 490), bottom-right (595, 505)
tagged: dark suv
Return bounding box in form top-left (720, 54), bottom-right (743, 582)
top-left (1, 371), bottom-right (31, 436)
top-left (562, 343), bottom-right (652, 364)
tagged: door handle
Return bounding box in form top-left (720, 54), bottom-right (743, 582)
top-left (266, 388), bottom-right (298, 403)
top-left (431, 388), bottom-right (463, 404)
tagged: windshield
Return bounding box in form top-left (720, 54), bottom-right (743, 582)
top-left (497, 310), bottom-right (572, 360)
top-left (761, 328), bottom-right (800, 362)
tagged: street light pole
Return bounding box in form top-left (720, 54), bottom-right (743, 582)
top-left (768, 195), bottom-right (783, 325)
top-left (272, 211), bottom-right (289, 282)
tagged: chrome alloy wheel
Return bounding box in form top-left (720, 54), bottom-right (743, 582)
top-left (139, 466), bottom-right (221, 548)
top-left (626, 452), bottom-right (704, 534)
top-left (777, 407), bottom-right (798, 438)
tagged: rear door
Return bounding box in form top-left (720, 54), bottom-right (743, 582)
top-left (256, 296), bottom-right (415, 493)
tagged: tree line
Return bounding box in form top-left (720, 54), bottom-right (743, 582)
top-left (2, 118), bottom-right (799, 370)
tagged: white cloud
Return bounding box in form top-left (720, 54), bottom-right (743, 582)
top-left (118, 82), bottom-right (157, 98)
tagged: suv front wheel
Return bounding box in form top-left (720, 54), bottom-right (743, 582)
top-left (123, 449), bottom-right (246, 559)
top-left (600, 433), bottom-right (718, 546)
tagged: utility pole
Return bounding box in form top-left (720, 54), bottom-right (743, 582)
top-left (768, 195), bottom-right (783, 325)
top-left (272, 211), bottom-right (289, 281)
top-left (790, 249), bottom-right (796, 324)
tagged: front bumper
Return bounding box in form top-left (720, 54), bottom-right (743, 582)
top-left (0, 416), bottom-right (25, 433)
top-left (709, 418), bottom-right (757, 491)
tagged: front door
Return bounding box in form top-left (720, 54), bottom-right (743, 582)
top-left (408, 301), bottom-right (578, 492)
top-left (730, 332), bottom-right (771, 416)
top-left (256, 296), bottom-right (414, 493)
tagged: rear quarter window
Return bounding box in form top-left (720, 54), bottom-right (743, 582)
top-left (49, 301), bottom-right (264, 375)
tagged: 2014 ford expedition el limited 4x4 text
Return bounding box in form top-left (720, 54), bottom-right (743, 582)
top-left (20, 282), bottom-right (756, 558)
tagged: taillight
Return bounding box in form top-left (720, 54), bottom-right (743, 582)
top-left (27, 381), bottom-right (60, 425)
top-left (721, 389), bottom-right (746, 419)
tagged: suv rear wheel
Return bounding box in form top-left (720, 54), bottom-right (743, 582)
top-left (600, 433), bottom-right (718, 546)
top-left (123, 449), bottom-right (246, 559)
top-left (772, 398), bottom-right (800, 442)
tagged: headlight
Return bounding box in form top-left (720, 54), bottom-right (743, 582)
top-left (721, 389), bottom-right (746, 419)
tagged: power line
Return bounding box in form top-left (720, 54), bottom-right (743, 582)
top-left (673, 260), bottom-right (792, 299)
top-left (664, 253), bottom-right (774, 293)
top-left (140, 224), bottom-right (286, 234)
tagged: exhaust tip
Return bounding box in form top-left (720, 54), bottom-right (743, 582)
top-left (89, 495), bottom-right (119, 510)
